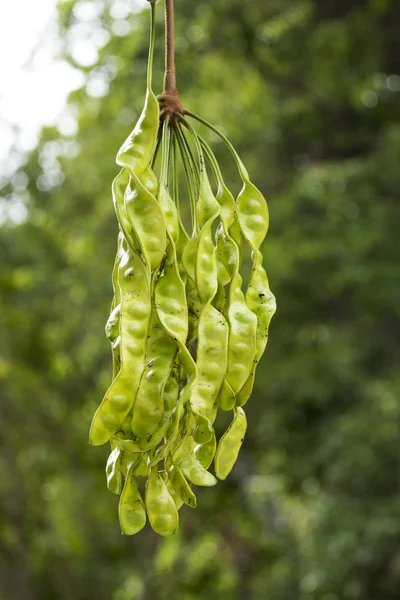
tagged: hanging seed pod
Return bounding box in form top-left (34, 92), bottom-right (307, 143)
top-left (90, 0), bottom-right (276, 536)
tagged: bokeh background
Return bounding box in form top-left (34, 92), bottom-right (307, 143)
top-left (1, 0), bottom-right (400, 598)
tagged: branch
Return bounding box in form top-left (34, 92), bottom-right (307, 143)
top-left (160, 0), bottom-right (183, 117)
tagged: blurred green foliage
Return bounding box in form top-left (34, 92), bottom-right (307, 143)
top-left (1, 0), bottom-right (400, 598)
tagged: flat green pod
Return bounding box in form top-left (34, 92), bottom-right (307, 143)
top-left (118, 466), bottom-right (147, 535)
top-left (236, 250), bottom-right (276, 407)
top-left (190, 303), bottom-right (228, 418)
top-left (116, 3), bottom-right (159, 178)
top-left (196, 222), bottom-right (219, 304)
top-left (237, 180), bottom-right (269, 251)
top-left (124, 175), bottom-right (167, 271)
top-left (245, 250), bottom-right (276, 359)
top-left (145, 469), bottom-right (179, 536)
top-left (108, 235), bottom-right (124, 380)
top-left (142, 164), bottom-right (159, 196)
top-left (131, 307), bottom-right (177, 439)
top-left (179, 454), bottom-right (217, 487)
top-left (223, 273), bottom-right (257, 395)
top-left (89, 249), bottom-right (151, 446)
top-left (116, 88), bottom-right (160, 177)
top-left (111, 169), bottom-right (137, 250)
top-left (155, 245), bottom-right (188, 346)
top-left (214, 407), bottom-right (247, 480)
top-left (164, 346), bottom-right (198, 455)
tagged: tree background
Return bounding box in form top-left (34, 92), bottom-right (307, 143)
top-left (1, 0), bottom-right (399, 598)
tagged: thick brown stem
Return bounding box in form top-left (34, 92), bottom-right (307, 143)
top-left (164, 0), bottom-right (176, 93)
top-left (160, 0), bottom-right (183, 117)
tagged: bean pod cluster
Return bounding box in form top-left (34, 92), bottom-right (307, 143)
top-left (90, 3), bottom-right (276, 536)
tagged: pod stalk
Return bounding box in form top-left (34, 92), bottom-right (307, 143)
top-left (160, 0), bottom-right (183, 118)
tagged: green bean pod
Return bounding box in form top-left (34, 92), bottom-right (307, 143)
top-left (236, 250), bottom-right (276, 406)
top-left (112, 170), bottom-right (137, 250)
top-left (190, 303), bottom-right (228, 422)
top-left (107, 233), bottom-right (124, 379)
top-left (118, 465), bottom-right (147, 535)
top-left (118, 362), bottom-right (179, 454)
top-left (90, 248), bottom-right (151, 445)
top-left (217, 273), bottom-right (257, 410)
top-left (214, 407), bottom-right (247, 480)
top-left (130, 306), bottom-right (177, 439)
top-left (124, 174), bottom-right (167, 271)
top-left (179, 454), bottom-right (217, 487)
top-left (116, 3), bottom-right (159, 179)
top-left (145, 468), bottom-right (179, 536)
top-left (155, 243), bottom-right (188, 346)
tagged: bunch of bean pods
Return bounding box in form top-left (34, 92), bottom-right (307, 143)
top-left (89, 1), bottom-right (276, 536)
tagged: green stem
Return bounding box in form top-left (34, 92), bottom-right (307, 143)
top-left (174, 124), bottom-right (197, 235)
top-left (198, 135), bottom-right (224, 185)
top-left (147, 2), bottom-right (156, 90)
top-left (167, 124), bottom-right (174, 190)
top-left (160, 118), bottom-right (171, 187)
top-left (172, 132), bottom-right (179, 208)
top-left (172, 131), bottom-right (189, 239)
top-left (183, 110), bottom-right (249, 181)
top-left (150, 125), bottom-right (163, 170)
top-left (174, 114), bottom-right (207, 186)
top-left (179, 127), bottom-right (200, 192)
